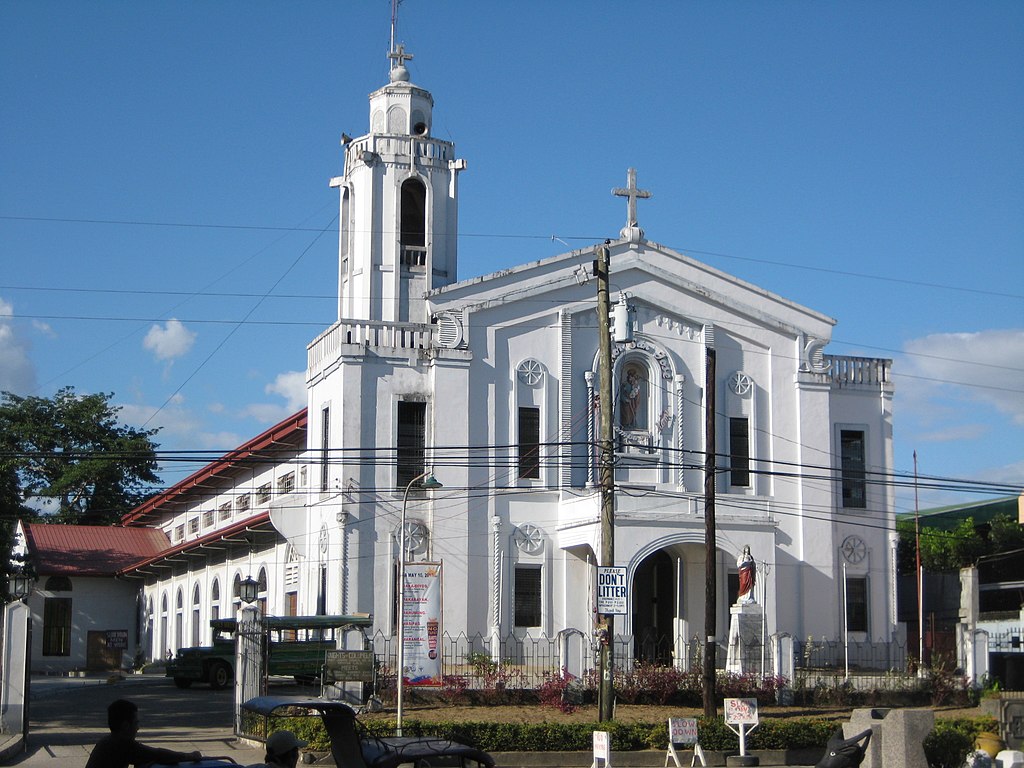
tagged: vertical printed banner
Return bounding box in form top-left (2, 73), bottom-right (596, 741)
top-left (402, 562), bottom-right (443, 686)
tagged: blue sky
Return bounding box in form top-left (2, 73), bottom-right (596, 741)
top-left (1, 1), bottom-right (1021, 513)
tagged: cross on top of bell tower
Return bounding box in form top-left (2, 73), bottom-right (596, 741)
top-left (612, 168), bottom-right (651, 243)
top-left (388, 44), bottom-right (414, 82)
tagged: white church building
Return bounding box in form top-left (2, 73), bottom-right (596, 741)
top-left (18, 46), bottom-right (898, 675)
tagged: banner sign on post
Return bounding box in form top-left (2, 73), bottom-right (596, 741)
top-left (402, 562), bottom-right (443, 687)
top-left (596, 566), bottom-right (628, 615)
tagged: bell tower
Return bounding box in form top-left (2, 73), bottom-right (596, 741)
top-left (331, 45), bottom-right (466, 324)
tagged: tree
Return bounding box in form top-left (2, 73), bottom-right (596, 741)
top-left (897, 513), bottom-right (1023, 574)
top-left (0, 387), bottom-right (160, 526)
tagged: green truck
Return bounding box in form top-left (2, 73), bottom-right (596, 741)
top-left (167, 613), bottom-right (373, 689)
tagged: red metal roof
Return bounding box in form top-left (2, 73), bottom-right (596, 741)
top-left (118, 512), bottom-right (274, 576)
top-left (121, 409), bottom-right (307, 527)
top-left (24, 523), bottom-right (171, 576)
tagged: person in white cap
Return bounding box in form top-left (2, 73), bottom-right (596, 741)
top-left (246, 729), bottom-right (308, 768)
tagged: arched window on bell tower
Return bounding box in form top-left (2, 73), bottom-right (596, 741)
top-left (399, 178), bottom-right (427, 322)
top-left (400, 178), bottom-right (426, 266)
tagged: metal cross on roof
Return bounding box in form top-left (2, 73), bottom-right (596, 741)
top-left (388, 44), bottom-right (414, 70)
top-left (612, 168), bottom-right (651, 228)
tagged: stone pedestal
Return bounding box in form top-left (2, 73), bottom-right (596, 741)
top-left (725, 603), bottom-right (764, 675)
top-left (845, 707), bottom-right (933, 768)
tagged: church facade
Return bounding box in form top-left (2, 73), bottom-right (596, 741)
top-left (107, 47), bottom-right (897, 674)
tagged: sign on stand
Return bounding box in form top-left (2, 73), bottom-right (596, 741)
top-left (665, 717), bottom-right (706, 767)
top-left (596, 566), bottom-right (627, 615)
top-left (724, 698), bottom-right (760, 761)
top-left (591, 730), bottom-right (611, 768)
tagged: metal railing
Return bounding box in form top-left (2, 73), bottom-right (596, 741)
top-left (368, 629), bottom-right (935, 693)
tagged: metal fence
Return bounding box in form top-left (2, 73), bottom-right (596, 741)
top-left (368, 628), bottom-right (936, 693)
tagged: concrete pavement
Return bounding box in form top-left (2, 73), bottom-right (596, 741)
top-left (1, 673), bottom-right (265, 767)
top-left (0, 674), bottom-right (820, 766)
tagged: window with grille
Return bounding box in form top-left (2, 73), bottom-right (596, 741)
top-left (846, 576), bottom-right (868, 632)
top-left (237, 494), bottom-right (250, 513)
top-left (218, 502), bottom-right (232, 521)
top-left (256, 483), bottom-right (272, 504)
top-left (518, 407), bottom-right (541, 480)
top-left (321, 406), bottom-right (331, 492)
top-left (42, 597), bottom-right (72, 656)
top-left (840, 429), bottom-right (867, 508)
top-left (277, 471), bottom-right (295, 495)
top-left (514, 566), bottom-right (542, 628)
top-left (729, 417), bottom-right (750, 488)
top-left (396, 401), bottom-right (426, 490)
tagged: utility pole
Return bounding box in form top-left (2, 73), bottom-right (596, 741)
top-left (702, 346), bottom-right (717, 718)
top-left (596, 243), bottom-right (616, 723)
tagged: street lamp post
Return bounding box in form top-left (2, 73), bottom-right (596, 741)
top-left (396, 469), bottom-right (442, 736)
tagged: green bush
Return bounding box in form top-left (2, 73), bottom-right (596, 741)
top-left (260, 711), bottom-right (998, 761)
top-left (923, 717), bottom-right (999, 768)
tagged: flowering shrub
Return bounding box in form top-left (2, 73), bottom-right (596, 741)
top-left (538, 668), bottom-right (581, 713)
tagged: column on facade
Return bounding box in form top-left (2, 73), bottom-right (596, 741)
top-left (490, 514), bottom-right (502, 660)
top-left (584, 371), bottom-right (596, 488)
top-left (674, 373), bottom-right (686, 489)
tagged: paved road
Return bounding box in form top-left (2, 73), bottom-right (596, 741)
top-left (7, 674), bottom-right (266, 767)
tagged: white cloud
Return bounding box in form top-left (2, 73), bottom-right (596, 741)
top-left (917, 423), bottom-right (989, 443)
top-left (142, 318), bottom-right (196, 362)
top-left (902, 329), bottom-right (1024, 425)
top-left (0, 298), bottom-right (37, 394)
top-left (240, 402), bottom-right (292, 424)
top-left (265, 370), bottom-right (306, 411)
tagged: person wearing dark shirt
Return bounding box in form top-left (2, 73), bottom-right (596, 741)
top-left (85, 699), bottom-right (203, 768)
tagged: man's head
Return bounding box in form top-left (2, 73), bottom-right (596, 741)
top-left (265, 729), bottom-right (308, 767)
top-left (107, 699), bottom-right (139, 736)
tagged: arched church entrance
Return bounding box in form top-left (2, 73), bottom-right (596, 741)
top-left (632, 550), bottom-right (675, 664)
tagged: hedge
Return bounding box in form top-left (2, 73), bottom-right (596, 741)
top-left (263, 713), bottom-right (997, 767)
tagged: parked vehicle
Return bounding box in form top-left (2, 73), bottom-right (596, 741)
top-left (167, 614), bottom-right (373, 689)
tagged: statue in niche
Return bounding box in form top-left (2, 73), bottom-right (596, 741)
top-left (736, 545), bottom-right (756, 605)
top-left (618, 363), bottom-right (647, 430)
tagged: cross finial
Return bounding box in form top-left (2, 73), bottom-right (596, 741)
top-left (388, 44), bottom-right (414, 71)
top-left (612, 168), bottom-right (651, 229)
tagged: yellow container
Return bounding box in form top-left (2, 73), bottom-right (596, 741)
top-left (976, 731), bottom-right (1006, 758)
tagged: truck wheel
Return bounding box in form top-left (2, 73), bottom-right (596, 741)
top-left (208, 662), bottom-right (232, 690)
top-left (173, 677), bottom-right (192, 689)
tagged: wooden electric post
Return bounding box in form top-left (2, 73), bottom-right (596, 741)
top-left (703, 346), bottom-right (717, 718)
top-left (596, 243), bottom-right (616, 723)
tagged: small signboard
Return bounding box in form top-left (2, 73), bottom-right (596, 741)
top-left (324, 650), bottom-right (374, 683)
top-left (666, 717), bottom-right (705, 767)
top-left (723, 698), bottom-right (760, 758)
top-left (591, 730), bottom-right (610, 768)
top-left (669, 717), bottom-right (699, 745)
top-left (105, 630), bottom-right (128, 650)
top-left (596, 566), bottom-right (628, 615)
top-left (724, 697), bottom-right (759, 725)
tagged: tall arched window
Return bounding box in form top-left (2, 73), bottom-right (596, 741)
top-left (174, 588), bottom-right (184, 652)
top-left (399, 178), bottom-right (426, 266)
top-left (211, 578), bottom-right (221, 622)
top-left (257, 566), bottom-right (269, 616)
top-left (233, 573), bottom-right (242, 610)
top-left (191, 584), bottom-right (202, 645)
top-left (160, 593), bottom-right (169, 660)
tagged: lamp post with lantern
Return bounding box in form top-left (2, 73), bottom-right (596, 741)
top-left (396, 469), bottom-right (442, 737)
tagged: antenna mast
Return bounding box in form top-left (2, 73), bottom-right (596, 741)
top-left (390, 0), bottom-right (399, 54)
